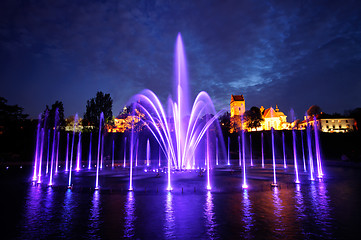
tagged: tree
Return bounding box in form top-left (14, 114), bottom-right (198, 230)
top-left (83, 91), bottom-right (113, 127)
top-left (0, 97), bottom-right (28, 123)
top-left (43, 101), bottom-right (65, 128)
top-left (307, 105), bottom-right (321, 117)
top-left (244, 106), bottom-right (264, 130)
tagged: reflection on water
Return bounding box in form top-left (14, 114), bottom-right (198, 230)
top-left (310, 181), bottom-right (332, 238)
top-left (241, 189), bottom-right (253, 238)
top-left (124, 191), bottom-right (136, 238)
top-left (88, 190), bottom-right (102, 238)
top-left (14, 165), bottom-right (360, 240)
top-left (22, 185), bottom-right (42, 237)
top-left (164, 192), bottom-right (175, 239)
top-left (204, 191), bottom-right (218, 239)
top-left (272, 187), bottom-right (285, 237)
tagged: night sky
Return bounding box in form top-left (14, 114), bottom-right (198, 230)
top-left (0, 0), bottom-right (360, 120)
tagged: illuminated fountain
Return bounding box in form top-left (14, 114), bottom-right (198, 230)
top-left (127, 33), bottom-right (225, 191)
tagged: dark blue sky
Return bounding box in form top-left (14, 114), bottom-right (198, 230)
top-left (0, 0), bottom-right (360, 120)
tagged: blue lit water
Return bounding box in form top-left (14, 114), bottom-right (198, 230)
top-left (1, 161), bottom-right (361, 239)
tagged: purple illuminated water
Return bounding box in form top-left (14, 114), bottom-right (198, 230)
top-left (95, 112), bottom-right (104, 190)
top-left (67, 113), bottom-right (78, 188)
top-left (314, 116), bottom-right (324, 178)
top-left (282, 131), bottom-right (287, 168)
top-left (250, 134), bottom-right (253, 167)
top-left (55, 131), bottom-right (60, 173)
top-left (271, 127), bottom-right (277, 186)
top-left (301, 130), bottom-right (307, 172)
top-left (65, 133), bottom-right (69, 172)
top-left (238, 135), bottom-right (242, 166)
top-left (261, 132), bottom-right (264, 168)
top-left (123, 137), bottom-right (127, 168)
top-left (75, 132), bottom-right (81, 171)
top-left (112, 139), bottom-right (115, 169)
top-left (307, 122), bottom-right (315, 181)
top-left (292, 129), bottom-right (300, 184)
top-left (88, 132), bottom-right (92, 170)
top-left (49, 109), bottom-right (59, 186)
top-left (227, 136), bottom-right (230, 165)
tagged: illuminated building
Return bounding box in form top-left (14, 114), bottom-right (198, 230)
top-left (259, 105), bottom-right (289, 130)
top-left (230, 94), bottom-right (289, 132)
top-left (299, 115), bottom-right (357, 133)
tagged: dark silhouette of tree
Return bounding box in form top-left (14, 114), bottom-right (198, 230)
top-left (244, 106), bottom-right (264, 130)
top-left (219, 111), bottom-right (231, 134)
top-left (346, 107), bottom-right (361, 131)
top-left (307, 105), bottom-right (321, 117)
top-left (83, 91), bottom-right (113, 127)
top-left (0, 97), bottom-right (28, 134)
top-left (43, 101), bottom-right (65, 128)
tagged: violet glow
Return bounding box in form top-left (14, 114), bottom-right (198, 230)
top-left (282, 131), bottom-right (287, 169)
top-left (292, 129), bottom-right (300, 184)
top-left (314, 116), bottom-right (324, 178)
top-left (301, 130), bottom-right (307, 172)
top-left (76, 132), bottom-right (81, 171)
top-left (307, 122), bottom-right (315, 181)
top-left (128, 33), bottom-right (224, 191)
top-left (65, 133), bottom-right (69, 172)
top-left (95, 112), bottom-right (104, 190)
top-left (88, 132), bottom-right (92, 170)
top-left (271, 127), bottom-right (277, 186)
top-left (123, 137), bottom-right (127, 168)
top-left (67, 113), bottom-right (78, 188)
top-left (250, 134), bottom-right (253, 167)
top-left (49, 109), bottom-right (59, 186)
top-left (261, 132), bottom-right (264, 168)
top-left (55, 131), bottom-right (60, 173)
top-left (32, 114), bottom-right (42, 181)
top-left (238, 135), bottom-right (242, 167)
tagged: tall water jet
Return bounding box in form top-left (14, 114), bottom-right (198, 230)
top-left (135, 138), bottom-right (139, 167)
top-left (271, 127), bottom-right (277, 187)
top-left (227, 136), bottom-right (230, 165)
top-left (301, 130), bottom-right (307, 172)
top-left (100, 134), bottom-right (104, 169)
top-left (216, 137), bottom-right (219, 166)
top-left (128, 33), bottom-right (224, 190)
top-left (238, 135), bottom-right (242, 167)
top-left (76, 132), bottom-right (82, 171)
top-left (67, 114), bottom-right (78, 188)
top-left (307, 122), bottom-right (315, 181)
top-left (129, 119), bottom-right (135, 191)
top-left (241, 115), bottom-right (248, 189)
top-left (65, 133), bottom-right (69, 172)
top-left (123, 137), bottom-right (127, 168)
top-left (314, 116), bottom-right (324, 178)
top-left (112, 139), bottom-right (115, 169)
top-left (88, 132), bottom-right (92, 170)
top-left (158, 145), bottom-right (161, 167)
top-left (292, 128), bottom-right (300, 184)
top-left (95, 113), bottom-right (104, 190)
top-left (146, 139), bottom-right (150, 167)
top-left (32, 114), bottom-right (42, 181)
top-left (261, 132), bottom-right (264, 168)
top-left (49, 109), bottom-right (59, 186)
top-left (206, 126), bottom-right (211, 190)
top-left (282, 131), bottom-right (287, 168)
top-left (46, 129), bottom-right (50, 174)
top-left (249, 134), bottom-right (253, 166)
top-left (55, 132), bottom-right (60, 173)
top-left (37, 128), bottom-right (45, 183)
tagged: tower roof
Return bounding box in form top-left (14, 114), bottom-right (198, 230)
top-left (231, 94), bottom-right (244, 103)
